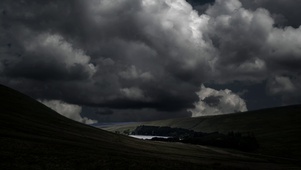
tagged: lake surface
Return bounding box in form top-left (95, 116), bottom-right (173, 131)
top-left (129, 135), bottom-right (171, 140)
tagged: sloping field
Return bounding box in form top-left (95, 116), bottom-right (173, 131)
top-left (104, 105), bottom-right (301, 160)
top-left (0, 84), bottom-right (300, 169)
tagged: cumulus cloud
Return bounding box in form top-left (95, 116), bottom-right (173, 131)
top-left (39, 100), bottom-right (98, 124)
top-left (188, 85), bottom-right (247, 117)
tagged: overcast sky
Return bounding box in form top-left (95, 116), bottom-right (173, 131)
top-left (1, 0), bottom-right (301, 123)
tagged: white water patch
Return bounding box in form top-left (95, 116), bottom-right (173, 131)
top-left (129, 135), bottom-right (171, 140)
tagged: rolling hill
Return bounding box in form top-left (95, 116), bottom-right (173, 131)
top-left (104, 105), bottom-right (301, 161)
top-left (0, 84), bottom-right (300, 169)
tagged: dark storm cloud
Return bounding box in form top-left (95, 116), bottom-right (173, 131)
top-left (0, 0), bottom-right (209, 114)
top-left (0, 3), bottom-right (96, 81)
top-left (82, 107), bottom-right (189, 122)
top-left (186, 0), bottom-right (215, 14)
top-left (94, 109), bottom-right (114, 115)
top-left (1, 0), bottom-right (301, 121)
top-left (203, 0), bottom-right (301, 84)
top-left (266, 75), bottom-right (301, 105)
top-left (203, 0), bottom-right (301, 106)
top-left (239, 0), bottom-right (301, 28)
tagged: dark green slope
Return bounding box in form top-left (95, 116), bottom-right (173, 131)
top-left (0, 84), bottom-right (300, 170)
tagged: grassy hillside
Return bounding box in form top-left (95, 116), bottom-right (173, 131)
top-left (0, 84), bottom-right (300, 170)
top-left (104, 105), bottom-right (301, 160)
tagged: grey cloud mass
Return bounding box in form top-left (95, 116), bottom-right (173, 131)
top-left (189, 85), bottom-right (247, 117)
top-left (0, 0), bottom-right (301, 122)
top-left (239, 0), bottom-right (301, 28)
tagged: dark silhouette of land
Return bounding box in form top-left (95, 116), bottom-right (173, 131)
top-left (0, 84), bottom-right (300, 169)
